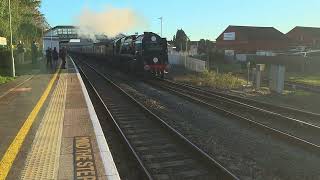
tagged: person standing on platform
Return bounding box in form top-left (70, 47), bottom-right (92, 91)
top-left (46, 47), bottom-right (52, 69)
top-left (17, 41), bottom-right (24, 64)
top-left (52, 47), bottom-right (59, 69)
top-left (60, 47), bottom-right (67, 69)
top-left (31, 41), bottom-right (38, 64)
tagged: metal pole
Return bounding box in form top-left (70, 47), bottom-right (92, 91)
top-left (8, 0), bottom-right (15, 77)
top-left (50, 30), bottom-right (52, 48)
top-left (247, 62), bottom-right (251, 86)
top-left (158, 17), bottom-right (163, 37)
top-left (247, 67), bottom-right (250, 85)
top-left (161, 17), bottom-right (162, 37)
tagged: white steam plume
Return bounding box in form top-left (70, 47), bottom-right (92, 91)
top-left (75, 5), bottom-right (148, 40)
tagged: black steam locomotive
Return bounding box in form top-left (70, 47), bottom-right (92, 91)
top-left (70, 32), bottom-right (169, 78)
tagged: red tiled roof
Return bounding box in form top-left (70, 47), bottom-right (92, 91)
top-left (217, 25), bottom-right (288, 41)
top-left (287, 26), bottom-right (320, 38)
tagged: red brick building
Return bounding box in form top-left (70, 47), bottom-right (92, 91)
top-left (216, 26), bottom-right (289, 54)
top-left (286, 26), bottom-right (320, 48)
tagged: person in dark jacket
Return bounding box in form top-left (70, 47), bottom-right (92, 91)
top-left (52, 47), bottom-right (59, 68)
top-left (17, 41), bottom-right (25, 64)
top-left (46, 47), bottom-right (52, 69)
top-left (31, 41), bottom-right (37, 64)
top-left (60, 47), bottom-right (67, 69)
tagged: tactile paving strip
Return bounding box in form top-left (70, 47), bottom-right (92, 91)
top-left (20, 73), bottom-right (67, 180)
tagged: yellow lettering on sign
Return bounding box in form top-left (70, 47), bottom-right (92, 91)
top-left (77, 170), bottom-right (95, 176)
top-left (74, 136), bottom-right (97, 179)
top-left (77, 161), bottom-right (93, 168)
top-left (76, 154), bottom-right (93, 161)
top-left (77, 176), bottom-right (96, 180)
top-left (76, 137), bottom-right (91, 149)
top-left (78, 166), bottom-right (95, 172)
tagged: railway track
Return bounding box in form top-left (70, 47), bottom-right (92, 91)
top-left (146, 79), bottom-right (320, 151)
top-left (73, 58), bottom-right (239, 180)
top-left (262, 78), bottom-right (320, 93)
top-left (164, 80), bottom-right (320, 126)
top-left (286, 81), bottom-right (320, 93)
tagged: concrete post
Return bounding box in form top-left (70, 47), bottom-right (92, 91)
top-left (256, 70), bottom-right (261, 89)
top-left (269, 64), bottom-right (285, 94)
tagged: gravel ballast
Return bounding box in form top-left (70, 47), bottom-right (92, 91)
top-left (87, 58), bottom-right (320, 180)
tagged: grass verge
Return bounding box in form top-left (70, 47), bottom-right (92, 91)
top-left (0, 76), bottom-right (15, 85)
top-left (174, 70), bottom-right (246, 89)
top-left (288, 73), bottom-right (320, 86)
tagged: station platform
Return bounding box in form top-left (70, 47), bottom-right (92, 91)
top-left (0, 57), bottom-right (120, 180)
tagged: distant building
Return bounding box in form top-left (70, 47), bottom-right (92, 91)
top-left (286, 26), bottom-right (320, 49)
top-left (44, 26), bottom-right (79, 42)
top-left (189, 41), bottom-right (198, 56)
top-left (43, 26), bottom-right (79, 53)
top-left (216, 25), bottom-right (289, 61)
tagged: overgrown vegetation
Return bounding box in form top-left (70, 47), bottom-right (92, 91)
top-left (176, 70), bottom-right (246, 89)
top-left (288, 73), bottom-right (320, 86)
top-left (0, 75), bottom-right (14, 84)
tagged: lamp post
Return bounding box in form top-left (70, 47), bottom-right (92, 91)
top-left (8, 0), bottom-right (15, 77)
top-left (158, 17), bottom-right (163, 37)
top-left (184, 36), bottom-right (190, 68)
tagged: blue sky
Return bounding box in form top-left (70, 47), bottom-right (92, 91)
top-left (40, 0), bottom-right (320, 40)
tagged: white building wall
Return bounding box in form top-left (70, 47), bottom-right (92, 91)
top-left (43, 30), bottom-right (60, 54)
top-left (168, 54), bottom-right (206, 72)
top-left (43, 38), bottom-right (60, 54)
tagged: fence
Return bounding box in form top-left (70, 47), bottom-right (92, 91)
top-left (168, 54), bottom-right (207, 72)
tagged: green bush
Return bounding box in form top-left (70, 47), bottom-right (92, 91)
top-left (0, 75), bottom-right (14, 84)
top-left (0, 48), bottom-right (11, 75)
top-left (182, 70), bottom-right (246, 89)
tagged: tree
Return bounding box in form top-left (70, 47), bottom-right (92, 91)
top-left (198, 39), bottom-right (214, 55)
top-left (198, 39), bottom-right (206, 54)
top-left (0, 0), bottom-right (49, 47)
top-left (173, 29), bottom-right (189, 52)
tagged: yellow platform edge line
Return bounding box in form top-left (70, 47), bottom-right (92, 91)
top-left (0, 69), bottom-right (60, 180)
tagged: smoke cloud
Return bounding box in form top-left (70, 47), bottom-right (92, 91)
top-left (75, 5), bottom-right (148, 40)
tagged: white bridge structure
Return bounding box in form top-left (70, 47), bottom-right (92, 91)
top-left (43, 26), bottom-right (78, 53)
